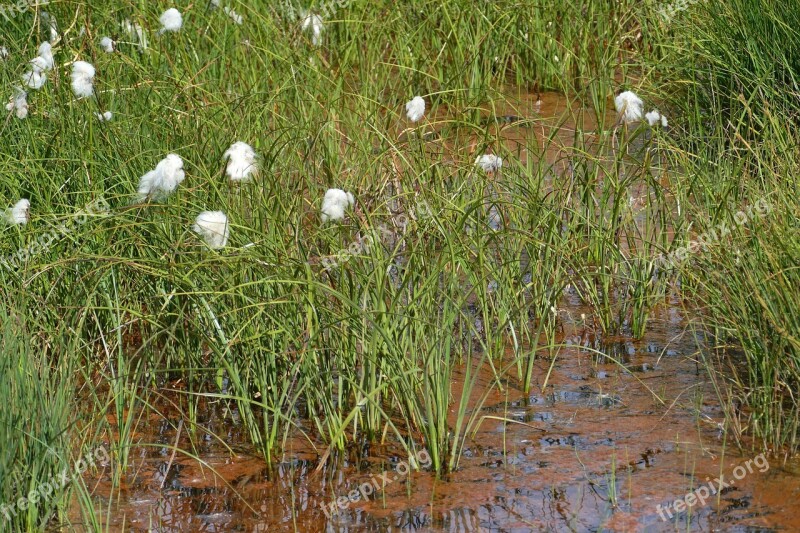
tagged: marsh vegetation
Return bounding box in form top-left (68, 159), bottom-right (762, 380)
top-left (1, 0), bottom-right (798, 530)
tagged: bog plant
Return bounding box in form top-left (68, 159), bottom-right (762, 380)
top-left (0, 0), bottom-right (798, 530)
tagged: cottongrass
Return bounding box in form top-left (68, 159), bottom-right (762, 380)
top-left (41, 11), bottom-right (59, 43)
top-left (223, 142), bottom-right (258, 182)
top-left (645, 110), bottom-right (668, 128)
top-left (22, 42), bottom-right (55, 90)
top-left (35, 42), bottom-right (54, 71)
top-left (4, 199), bottom-right (30, 225)
top-left (405, 96), bottom-right (425, 122)
top-left (22, 70), bottom-right (46, 90)
top-left (95, 111), bottom-right (113, 122)
top-left (137, 154), bottom-right (186, 201)
top-left (301, 13), bottom-right (323, 46)
top-left (70, 61), bottom-right (95, 98)
top-left (193, 211), bottom-right (229, 249)
top-left (0, 46), bottom-right (8, 59)
top-left (321, 188), bottom-right (354, 223)
top-left (5, 88), bottom-right (28, 119)
top-left (159, 8), bottom-right (184, 34)
top-left (475, 154), bottom-right (503, 172)
top-left (614, 90), bottom-right (644, 124)
top-left (100, 37), bottom-right (115, 53)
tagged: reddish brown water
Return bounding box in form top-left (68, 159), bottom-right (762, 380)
top-left (73, 299), bottom-right (800, 532)
top-left (69, 93), bottom-right (800, 532)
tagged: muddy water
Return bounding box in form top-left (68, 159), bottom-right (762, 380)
top-left (398, 89), bottom-right (611, 171)
top-left (77, 300), bottom-right (800, 532)
top-left (74, 93), bottom-right (799, 532)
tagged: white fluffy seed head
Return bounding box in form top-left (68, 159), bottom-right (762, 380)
top-left (614, 90), bottom-right (644, 124)
top-left (193, 210), bottom-right (229, 249)
top-left (30, 56), bottom-right (48, 72)
top-left (321, 188), bottom-right (355, 223)
top-left (7, 87), bottom-right (28, 119)
top-left (405, 96), bottom-right (425, 122)
top-left (37, 42), bottom-right (54, 70)
top-left (223, 141), bottom-right (258, 182)
top-left (645, 109), bottom-right (668, 128)
top-left (70, 61), bottom-right (95, 98)
top-left (154, 154), bottom-right (185, 193)
top-left (5, 199), bottom-right (30, 225)
top-left (0, 46), bottom-right (8, 59)
top-left (159, 8), bottom-right (183, 33)
top-left (475, 154), bottom-right (503, 172)
top-left (137, 153), bottom-right (186, 200)
top-left (100, 37), bottom-right (115, 53)
top-left (95, 111), bottom-right (113, 122)
top-left (72, 61), bottom-right (95, 78)
top-left (41, 12), bottom-right (59, 43)
top-left (22, 69), bottom-right (46, 90)
top-left (301, 13), bottom-right (323, 46)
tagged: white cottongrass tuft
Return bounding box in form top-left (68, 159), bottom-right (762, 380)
top-left (223, 141), bottom-right (258, 182)
top-left (0, 46), bottom-right (8, 59)
top-left (320, 188), bottom-right (355, 223)
top-left (193, 210), bottom-right (229, 249)
top-left (70, 61), bottom-right (96, 98)
top-left (22, 42), bottom-right (55, 90)
top-left (41, 11), bottom-right (59, 43)
top-left (645, 109), bottom-right (668, 128)
top-left (95, 111), bottom-right (113, 122)
top-left (159, 8), bottom-right (183, 34)
top-left (122, 19), bottom-right (149, 51)
top-left (5, 87), bottom-right (28, 119)
top-left (137, 154), bottom-right (186, 201)
top-left (301, 12), bottom-right (323, 46)
top-left (224, 6), bottom-right (243, 24)
top-left (475, 154), bottom-right (503, 172)
top-left (405, 96), bottom-right (425, 122)
top-left (30, 56), bottom-right (50, 72)
top-left (614, 90), bottom-right (644, 124)
top-left (4, 199), bottom-right (30, 225)
top-left (36, 42), bottom-right (54, 71)
top-left (22, 69), bottom-right (46, 90)
top-left (100, 37), bottom-right (115, 53)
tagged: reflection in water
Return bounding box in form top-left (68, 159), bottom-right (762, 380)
top-left (73, 92), bottom-right (798, 532)
top-left (90, 309), bottom-right (794, 533)
top-left (86, 297), bottom-right (795, 532)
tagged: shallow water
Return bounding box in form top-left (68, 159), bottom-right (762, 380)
top-left (75, 300), bottom-right (800, 532)
top-left (71, 92), bottom-right (799, 532)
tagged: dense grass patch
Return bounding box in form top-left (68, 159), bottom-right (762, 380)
top-left (648, 0), bottom-right (800, 452)
top-left (0, 0), bottom-right (798, 529)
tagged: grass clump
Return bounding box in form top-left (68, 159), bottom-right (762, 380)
top-left (649, 0), bottom-right (800, 452)
top-left (1, 0), bottom-right (799, 529)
